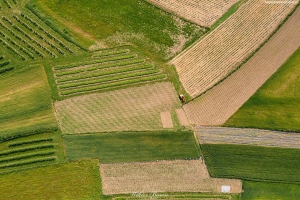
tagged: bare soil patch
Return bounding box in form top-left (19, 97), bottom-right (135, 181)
top-left (100, 160), bottom-right (242, 195)
top-left (175, 108), bottom-right (190, 126)
top-left (160, 111), bottom-right (173, 128)
top-left (184, 6), bottom-right (300, 125)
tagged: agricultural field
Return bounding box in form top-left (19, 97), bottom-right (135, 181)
top-left (183, 6), bottom-right (300, 125)
top-left (146, 0), bottom-right (240, 27)
top-left (172, 0), bottom-right (296, 98)
top-left (55, 82), bottom-right (181, 134)
top-left (0, 160), bottom-right (103, 200)
top-left (196, 126), bottom-right (300, 149)
top-left (202, 144), bottom-right (300, 183)
top-left (100, 159), bottom-right (242, 195)
top-left (64, 130), bottom-right (200, 163)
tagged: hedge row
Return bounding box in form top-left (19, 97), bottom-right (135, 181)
top-left (0, 151), bottom-right (55, 164)
top-left (0, 156), bottom-right (56, 170)
top-left (8, 138), bottom-right (53, 147)
top-left (61, 74), bottom-right (167, 95)
top-left (54, 54), bottom-right (138, 70)
top-left (59, 69), bottom-right (161, 89)
top-left (0, 144), bottom-right (54, 157)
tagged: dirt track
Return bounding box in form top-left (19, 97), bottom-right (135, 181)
top-left (184, 6), bottom-right (300, 125)
top-left (100, 160), bottom-right (242, 195)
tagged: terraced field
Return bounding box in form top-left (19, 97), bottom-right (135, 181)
top-left (100, 159), bottom-right (242, 195)
top-left (196, 126), bottom-right (300, 149)
top-left (52, 48), bottom-right (167, 98)
top-left (147, 0), bottom-right (239, 26)
top-left (184, 5), bottom-right (300, 125)
top-left (172, 0), bottom-right (296, 97)
top-left (55, 82), bottom-right (181, 134)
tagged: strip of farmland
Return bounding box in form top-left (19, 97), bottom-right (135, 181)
top-left (183, 6), bottom-right (300, 125)
top-left (55, 82), bottom-right (181, 134)
top-left (146, 0), bottom-right (239, 27)
top-left (196, 126), bottom-right (300, 149)
top-left (100, 160), bottom-right (242, 195)
top-left (172, 0), bottom-right (296, 98)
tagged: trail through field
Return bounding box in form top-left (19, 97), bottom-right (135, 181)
top-left (196, 126), bottom-right (300, 149)
top-left (184, 6), bottom-right (300, 125)
top-left (55, 82), bottom-right (181, 134)
top-left (100, 159), bottom-right (242, 195)
top-left (172, 0), bottom-right (296, 98)
top-left (146, 0), bottom-right (239, 27)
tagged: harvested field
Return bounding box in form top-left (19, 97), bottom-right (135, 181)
top-left (100, 159), bottom-right (242, 195)
top-left (176, 108), bottom-right (190, 126)
top-left (172, 0), bottom-right (296, 98)
top-left (196, 126), bottom-right (300, 149)
top-left (184, 6), bottom-right (300, 125)
top-left (146, 0), bottom-right (239, 27)
top-left (160, 111), bottom-right (173, 128)
top-left (55, 82), bottom-right (181, 134)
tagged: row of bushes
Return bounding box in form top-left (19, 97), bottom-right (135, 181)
top-left (3, 0), bottom-right (11, 9)
top-left (6, 36), bottom-right (34, 59)
top-left (0, 156), bottom-right (56, 170)
top-left (12, 0), bottom-right (17, 5)
top-left (59, 69), bottom-right (161, 89)
top-left (0, 37), bottom-right (25, 60)
top-left (0, 60), bottom-right (10, 68)
top-left (0, 144), bottom-right (54, 157)
top-left (0, 151), bottom-right (55, 164)
top-left (9, 138), bottom-right (53, 147)
top-left (92, 49), bottom-right (130, 58)
top-left (0, 66), bottom-right (14, 74)
top-left (61, 74), bottom-right (167, 95)
top-left (54, 54), bottom-right (138, 70)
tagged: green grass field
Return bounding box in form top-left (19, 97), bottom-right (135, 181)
top-left (225, 47), bottom-right (300, 132)
top-left (32, 0), bottom-right (207, 60)
top-left (0, 65), bottom-right (57, 137)
top-left (201, 144), bottom-right (300, 183)
top-left (64, 130), bottom-right (200, 163)
top-left (242, 181), bottom-right (300, 200)
top-left (0, 160), bottom-right (103, 200)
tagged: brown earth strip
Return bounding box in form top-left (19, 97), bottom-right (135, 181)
top-left (175, 108), bottom-right (190, 126)
top-left (184, 6), bottom-right (300, 125)
top-left (160, 111), bottom-right (173, 128)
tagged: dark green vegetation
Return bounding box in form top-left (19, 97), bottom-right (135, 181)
top-left (225, 47), bottom-right (300, 132)
top-left (33, 0), bottom-right (207, 60)
top-left (242, 181), bottom-right (300, 200)
top-left (202, 144), bottom-right (300, 183)
top-left (0, 160), bottom-right (103, 200)
top-left (0, 131), bottom-right (64, 173)
top-left (0, 65), bottom-right (57, 137)
top-left (64, 130), bottom-right (200, 163)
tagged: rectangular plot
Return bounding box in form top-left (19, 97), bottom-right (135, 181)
top-left (160, 111), bottom-right (173, 128)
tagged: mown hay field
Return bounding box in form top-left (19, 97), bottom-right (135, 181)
top-left (202, 144), bottom-right (300, 183)
top-left (0, 160), bottom-right (103, 200)
top-left (55, 82), bottom-right (181, 134)
top-left (172, 0), bottom-right (296, 97)
top-left (100, 159), bottom-right (242, 195)
top-left (64, 130), bottom-right (200, 163)
top-left (196, 126), bottom-right (300, 149)
top-left (184, 6), bottom-right (300, 125)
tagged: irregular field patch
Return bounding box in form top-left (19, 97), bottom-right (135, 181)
top-left (146, 0), bottom-right (239, 27)
top-left (196, 126), bottom-right (300, 148)
top-left (172, 0), bottom-right (296, 97)
top-left (64, 130), bottom-right (200, 163)
top-left (100, 160), bottom-right (242, 195)
top-left (55, 82), bottom-right (181, 134)
top-left (184, 6), bottom-right (300, 125)
top-left (0, 160), bottom-right (103, 200)
top-left (202, 144), bottom-right (300, 183)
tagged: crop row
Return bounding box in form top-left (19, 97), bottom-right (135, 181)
top-left (54, 54), bottom-right (138, 70)
top-left (0, 21), bottom-right (44, 58)
top-left (20, 13), bottom-right (72, 54)
top-left (0, 151), bottom-right (55, 164)
top-left (60, 74), bottom-right (166, 96)
top-left (0, 156), bottom-right (56, 170)
top-left (92, 49), bottom-right (130, 58)
top-left (3, 0), bottom-right (11, 9)
top-left (0, 55), bottom-right (3, 60)
top-left (12, 0), bottom-right (17, 5)
top-left (55, 59), bottom-right (146, 81)
top-left (0, 66), bottom-right (14, 74)
top-left (12, 24), bottom-right (53, 57)
top-left (0, 60), bottom-right (10, 68)
top-left (13, 15), bottom-right (57, 57)
top-left (0, 144), bottom-right (54, 157)
top-left (58, 69), bottom-right (161, 89)
top-left (8, 138), bottom-right (53, 147)
top-left (6, 36), bottom-right (34, 59)
top-left (0, 37), bottom-right (25, 60)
